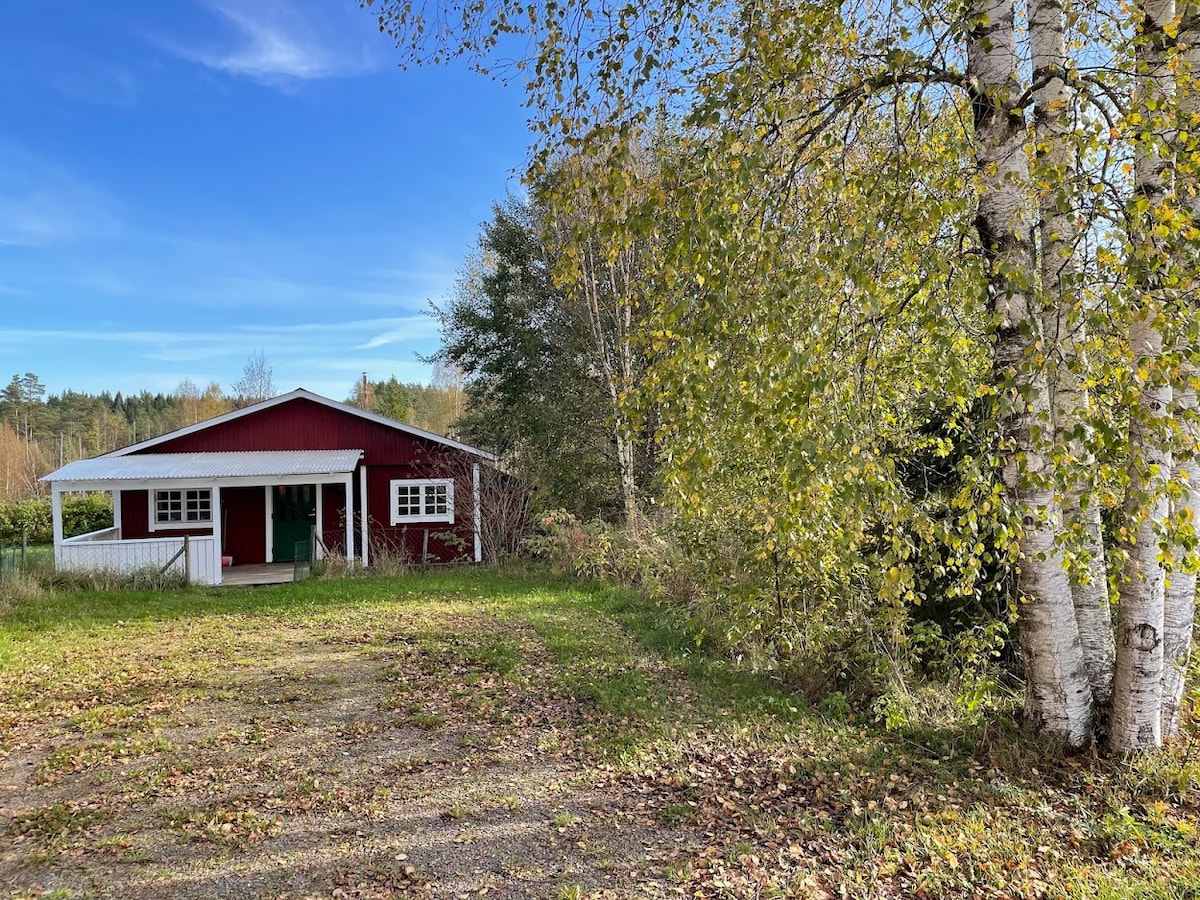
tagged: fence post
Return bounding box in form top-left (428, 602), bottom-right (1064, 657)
top-left (183, 535), bottom-right (191, 586)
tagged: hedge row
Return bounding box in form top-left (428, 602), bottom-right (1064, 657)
top-left (0, 494), bottom-right (114, 544)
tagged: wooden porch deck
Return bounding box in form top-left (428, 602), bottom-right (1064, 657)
top-left (219, 563), bottom-right (296, 587)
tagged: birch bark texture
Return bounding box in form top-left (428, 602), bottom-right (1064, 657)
top-left (968, 0), bottom-right (1093, 746)
top-left (1030, 0), bottom-right (1116, 708)
top-left (1110, 0), bottom-right (1177, 753)
top-left (1163, 1), bottom-right (1200, 740)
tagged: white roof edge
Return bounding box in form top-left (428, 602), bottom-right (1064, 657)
top-left (104, 388), bottom-right (498, 462)
top-left (42, 449), bottom-right (365, 483)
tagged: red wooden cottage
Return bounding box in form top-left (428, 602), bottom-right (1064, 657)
top-left (42, 389), bottom-right (497, 584)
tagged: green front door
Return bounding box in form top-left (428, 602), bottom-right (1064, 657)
top-left (272, 484), bottom-right (316, 562)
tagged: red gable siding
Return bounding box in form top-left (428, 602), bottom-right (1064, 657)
top-left (132, 397), bottom-right (450, 467)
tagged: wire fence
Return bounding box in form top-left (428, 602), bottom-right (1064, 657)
top-left (0, 534), bottom-right (34, 580)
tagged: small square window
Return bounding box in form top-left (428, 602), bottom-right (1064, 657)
top-left (153, 488), bottom-right (212, 527)
top-left (390, 479), bottom-right (454, 525)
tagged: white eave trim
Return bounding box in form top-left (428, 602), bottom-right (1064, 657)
top-left (44, 472), bottom-right (356, 493)
top-left (101, 388), bottom-right (498, 462)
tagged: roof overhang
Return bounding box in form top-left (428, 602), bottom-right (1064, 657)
top-left (42, 449), bottom-right (363, 491)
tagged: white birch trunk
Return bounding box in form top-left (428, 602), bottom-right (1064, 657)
top-left (1163, 3), bottom-right (1200, 740)
top-left (576, 234), bottom-right (640, 524)
top-left (1031, 0), bottom-right (1116, 707)
top-left (1109, 0), bottom-right (1176, 753)
top-left (1163, 383), bottom-right (1198, 739)
top-left (969, 0), bottom-right (1093, 746)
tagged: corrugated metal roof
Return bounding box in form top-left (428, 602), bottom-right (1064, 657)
top-left (43, 450), bottom-right (363, 483)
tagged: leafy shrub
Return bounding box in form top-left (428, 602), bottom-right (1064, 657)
top-left (0, 498), bottom-right (52, 543)
top-left (0, 494), bottom-right (113, 543)
top-left (61, 493), bottom-right (114, 538)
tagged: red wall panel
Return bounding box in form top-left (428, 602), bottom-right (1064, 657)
top-left (119, 490), bottom-right (149, 539)
top-left (365, 465), bottom-right (474, 564)
top-left (222, 486), bottom-right (266, 565)
top-left (320, 482), bottom-right (346, 555)
top-left (118, 489), bottom-right (211, 541)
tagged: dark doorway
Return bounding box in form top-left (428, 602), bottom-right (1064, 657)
top-left (272, 484), bottom-right (315, 562)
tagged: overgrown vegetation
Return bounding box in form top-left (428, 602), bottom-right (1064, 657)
top-left (523, 510), bottom-right (1014, 720)
top-left (1, 570), bottom-right (1198, 897)
top-left (366, 0), bottom-right (1200, 754)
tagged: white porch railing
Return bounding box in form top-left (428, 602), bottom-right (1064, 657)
top-left (66, 527), bottom-right (122, 542)
top-left (56, 535), bottom-right (220, 585)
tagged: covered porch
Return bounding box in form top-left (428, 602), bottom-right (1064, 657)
top-left (42, 450), bottom-right (367, 586)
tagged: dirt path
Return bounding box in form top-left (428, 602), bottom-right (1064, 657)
top-left (0, 610), bottom-right (684, 899)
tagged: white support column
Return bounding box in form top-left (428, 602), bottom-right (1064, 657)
top-left (51, 485), bottom-right (64, 548)
top-left (472, 463), bottom-right (482, 564)
top-left (344, 474), bottom-right (355, 564)
top-left (359, 466), bottom-right (369, 568)
top-left (265, 487), bottom-right (273, 563)
top-left (112, 488), bottom-right (122, 538)
top-left (315, 484), bottom-right (325, 561)
top-left (211, 484), bottom-right (223, 586)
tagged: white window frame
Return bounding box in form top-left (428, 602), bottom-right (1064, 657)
top-left (149, 487), bottom-right (213, 531)
top-left (389, 478), bottom-right (454, 525)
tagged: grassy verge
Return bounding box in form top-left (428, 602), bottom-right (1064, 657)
top-left (0, 567), bottom-right (1197, 899)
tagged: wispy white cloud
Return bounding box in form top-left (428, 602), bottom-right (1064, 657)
top-left (162, 0), bottom-right (378, 85)
top-left (0, 141), bottom-right (122, 247)
top-left (356, 322), bottom-right (439, 350)
top-left (238, 315), bottom-right (435, 338)
top-left (49, 61), bottom-right (139, 107)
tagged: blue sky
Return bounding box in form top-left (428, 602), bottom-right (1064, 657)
top-left (0, 0), bottom-right (532, 399)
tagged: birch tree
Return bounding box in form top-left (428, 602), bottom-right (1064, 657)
top-left (1163, 2), bottom-right (1200, 740)
top-left (968, 0), bottom-right (1093, 745)
top-left (1031, 0), bottom-right (1117, 708)
top-left (1107, 0), bottom-right (1177, 752)
top-left (367, 0), bottom-right (1199, 752)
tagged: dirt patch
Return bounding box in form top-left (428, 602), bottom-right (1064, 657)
top-left (0, 610), bottom-right (683, 899)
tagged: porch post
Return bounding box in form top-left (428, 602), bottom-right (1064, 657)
top-left (264, 487), bottom-right (273, 563)
top-left (344, 474), bottom-right (355, 564)
top-left (111, 488), bottom-right (122, 538)
top-left (473, 463), bottom-right (482, 563)
top-left (51, 484), bottom-right (64, 547)
top-left (315, 484), bottom-right (325, 561)
top-left (211, 484), bottom-right (223, 586)
top-left (359, 466), bottom-right (369, 568)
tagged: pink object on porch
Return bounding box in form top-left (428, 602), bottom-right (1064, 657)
top-left (221, 556), bottom-right (233, 567)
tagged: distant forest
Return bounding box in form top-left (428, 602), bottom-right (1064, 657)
top-left (0, 371), bottom-right (464, 501)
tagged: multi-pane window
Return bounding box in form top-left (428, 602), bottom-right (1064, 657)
top-left (153, 489), bottom-right (212, 526)
top-left (390, 479), bottom-right (453, 524)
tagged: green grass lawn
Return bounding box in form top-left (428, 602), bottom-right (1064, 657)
top-left (0, 568), bottom-right (1198, 899)
top-left (0, 542), bottom-right (51, 575)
